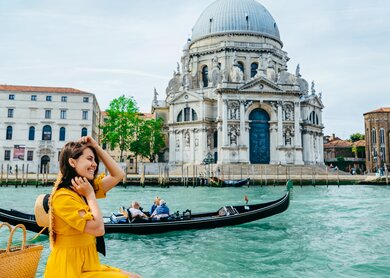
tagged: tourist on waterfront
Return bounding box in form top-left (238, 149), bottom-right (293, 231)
top-left (150, 199), bottom-right (170, 219)
top-left (129, 201), bottom-right (149, 220)
top-left (44, 136), bottom-right (141, 278)
top-left (149, 196), bottom-right (160, 215)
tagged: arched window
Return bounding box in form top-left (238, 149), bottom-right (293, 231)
top-left (309, 111), bottom-right (318, 125)
top-left (28, 126), bottom-right (35, 141)
top-left (251, 62), bottom-right (258, 78)
top-left (237, 62), bottom-right (244, 74)
top-left (42, 125), bottom-right (52, 140)
top-left (59, 127), bottom-right (66, 141)
top-left (177, 111), bottom-right (183, 122)
top-left (192, 109), bottom-right (198, 121)
top-left (6, 126), bottom-right (12, 140)
top-left (372, 128), bottom-right (376, 145)
top-left (81, 128), bottom-right (87, 137)
top-left (202, 65), bottom-right (208, 87)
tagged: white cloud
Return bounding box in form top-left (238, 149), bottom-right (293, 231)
top-left (0, 0), bottom-right (389, 139)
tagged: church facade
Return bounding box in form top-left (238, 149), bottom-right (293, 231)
top-left (152, 0), bottom-right (324, 165)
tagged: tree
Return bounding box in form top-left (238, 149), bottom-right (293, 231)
top-left (349, 133), bottom-right (365, 142)
top-left (100, 95), bottom-right (138, 162)
top-left (130, 117), bottom-right (165, 163)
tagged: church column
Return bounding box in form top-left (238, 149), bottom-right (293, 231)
top-left (191, 129), bottom-right (195, 163)
top-left (180, 130), bottom-right (184, 163)
top-left (245, 55), bottom-right (251, 81)
top-left (239, 100), bottom-right (245, 145)
top-left (202, 128), bottom-right (207, 159)
top-left (217, 92), bottom-right (222, 120)
top-left (294, 102), bottom-right (301, 147)
top-left (277, 102), bottom-right (283, 147)
top-left (169, 104), bottom-right (175, 124)
top-left (223, 99), bottom-right (228, 146)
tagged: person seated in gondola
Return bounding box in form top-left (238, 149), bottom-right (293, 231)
top-left (149, 196), bottom-right (160, 215)
top-left (150, 199), bottom-right (170, 220)
top-left (128, 201), bottom-right (149, 221)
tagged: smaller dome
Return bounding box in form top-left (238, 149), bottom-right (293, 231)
top-left (192, 0), bottom-right (280, 42)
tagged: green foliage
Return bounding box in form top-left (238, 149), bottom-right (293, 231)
top-left (100, 95), bottom-right (138, 162)
top-left (130, 117), bottom-right (165, 162)
top-left (100, 95), bottom-right (165, 164)
top-left (349, 133), bottom-right (365, 142)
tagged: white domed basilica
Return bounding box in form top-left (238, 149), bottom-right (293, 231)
top-left (152, 0), bottom-right (324, 165)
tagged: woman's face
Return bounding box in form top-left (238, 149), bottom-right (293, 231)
top-left (73, 147), bottom-right (97, 180)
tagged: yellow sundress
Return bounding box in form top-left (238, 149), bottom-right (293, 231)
top-left (44, 177), bottom-right (127, 278)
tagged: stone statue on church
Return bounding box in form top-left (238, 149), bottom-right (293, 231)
top-left (229, 52), bottom-right (244, 83)
top-left (311, 81), bottom-right (316, 94)
top-left (284, 103), bottom-right (294, 121)
top-left (185, 132), bottom-right (190, 147)
top-left (211, 54), bottom-right (223, 87)
top-left (228, 126), bottom-right (239, 146)
top-left (153, 88), bottom-right (158, 105)
top-left (295, 64), bottom-right (301, 78)
top-left (228, 101), bottom-right (240, 120)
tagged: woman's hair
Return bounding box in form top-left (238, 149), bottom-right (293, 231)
top-left (58, 141), bottom-right (99, 190)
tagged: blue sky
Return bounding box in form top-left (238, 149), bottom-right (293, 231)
top-left (1, 0), bottom-right (389, 139)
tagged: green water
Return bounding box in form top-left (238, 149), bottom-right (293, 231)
top-left (1, 185), bottom-right (390, 278)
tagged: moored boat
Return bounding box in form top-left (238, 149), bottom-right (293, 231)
top-left (0, 188), bottom-right (290, 235)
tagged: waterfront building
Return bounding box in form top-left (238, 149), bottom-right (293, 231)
top-left (364, 107), bottom-right (390, 172)
top-left (152, 0), bottom-right (324, 165)
top-left (0, 85), bottom-right (101, 173)
top-left (323, 134), bottom-right (365, 173)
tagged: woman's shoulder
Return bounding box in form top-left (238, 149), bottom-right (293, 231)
top-left (53, 188), bottom-right (79, 200)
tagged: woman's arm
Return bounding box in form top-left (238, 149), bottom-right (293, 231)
top-left (71, 177), bottom-right (105, 236)
top-left (80, 136), bottom-right (125, 193)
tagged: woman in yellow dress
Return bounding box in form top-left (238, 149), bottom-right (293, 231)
top-left (44, 136), bottom-right (141, 278)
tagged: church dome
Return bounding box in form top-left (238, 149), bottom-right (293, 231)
top-left (191, 0), bottom-right (280, 43)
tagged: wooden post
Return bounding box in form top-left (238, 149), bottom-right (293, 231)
top-left (300, 166), bottom-right (303, 187)
top-left (337, 167), bottom-right (340, 187)
top-left (181, 163), bottom-right (184, 185)
top-left (15, 164), bottom-right (19, 187)
top-left (140, 164), bottom-right (145, 187)
top-left (285, 166), bottom-right (288, 184)
top-left (326, 165), bottom-right (329, 187)
top-left (21, 164), bottom-right (25, 186)
top-left (6, 164), bottom-right (9, 186)
top-left (275, 165), bottom-right (278, 186)
top-left (313, 166), bottom-right (316, 186)
top-left (0, 164), bottom-right (3, 186)
top-left (36, 165), bottom-right (39, 187)
top-left (264, 165), bottom-right (267, 186)
top-left (26, 164), bottom-right (29, 186)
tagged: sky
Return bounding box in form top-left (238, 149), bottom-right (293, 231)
top-left (1, 0), bottom-right (389, 139)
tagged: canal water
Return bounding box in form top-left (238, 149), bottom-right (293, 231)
top-left (1, 185), bottom-right (389, 278)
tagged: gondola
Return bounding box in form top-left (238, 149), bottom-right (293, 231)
top-left (0, 190), bottom-right (290, 235)
top-left (209, 177), bottom-right (250, 187)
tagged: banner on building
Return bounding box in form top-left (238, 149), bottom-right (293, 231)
top-left (14, 145), bottom-right (25, 160)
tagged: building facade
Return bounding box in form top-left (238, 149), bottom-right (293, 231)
top-left (0, 85), bottom-right (101, 174)
top-left (152, 0), bottom-right (324, 165)
top-left (364, 108), bottom-right (390, 172)
top-left (323, 135), bottom-right (366, 173)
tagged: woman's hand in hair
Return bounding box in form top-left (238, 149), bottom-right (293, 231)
top-left (70, 177), bottom-right (94, 199)
top-left (79, 136), bottom-right (98, 149)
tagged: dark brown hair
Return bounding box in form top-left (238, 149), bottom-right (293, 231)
top-left (58, 141), bottom-right (99, 190)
